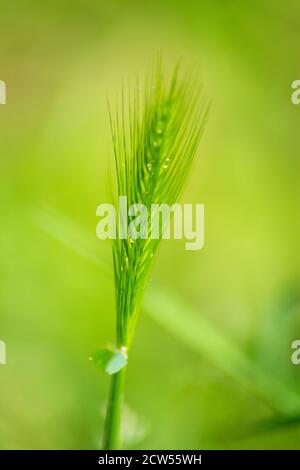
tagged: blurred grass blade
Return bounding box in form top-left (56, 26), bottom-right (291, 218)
top-left (221, 413), bottom-right (300, 445)
top-left (32, 204), bottom-right (111, 276)
top-left (144, 285), bottom-right (300, 415)
top-left (243, 413), bottom-right (300, 438)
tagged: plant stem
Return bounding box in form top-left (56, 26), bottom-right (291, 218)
top-left (103, 366), bottom-right (127, 449)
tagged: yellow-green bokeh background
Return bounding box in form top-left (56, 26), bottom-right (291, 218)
top-left (1, 0), bottom-right (300, 449)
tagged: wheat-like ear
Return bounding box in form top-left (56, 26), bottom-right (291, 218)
top-left (102, 62), bottom-right (209, 450)
top-left (109, 62), bottom-right (209, 348)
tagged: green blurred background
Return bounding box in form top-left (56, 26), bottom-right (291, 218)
top-left (1, 0), bottom-right (300, 449)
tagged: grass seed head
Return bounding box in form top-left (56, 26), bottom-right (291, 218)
top-left (109, 61), bottom-right (209, 348)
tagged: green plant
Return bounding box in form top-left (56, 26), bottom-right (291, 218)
top-left (94, 62), bottom-right (208, 449)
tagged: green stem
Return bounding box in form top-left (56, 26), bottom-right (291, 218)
top-left (103, 366), bottom-right (127, 450)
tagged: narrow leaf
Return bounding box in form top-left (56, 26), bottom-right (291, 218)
top-left (105, 351), bottom-right (128, 375)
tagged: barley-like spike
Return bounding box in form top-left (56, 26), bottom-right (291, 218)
top-left (110, 63), bottom-right (208, 347)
